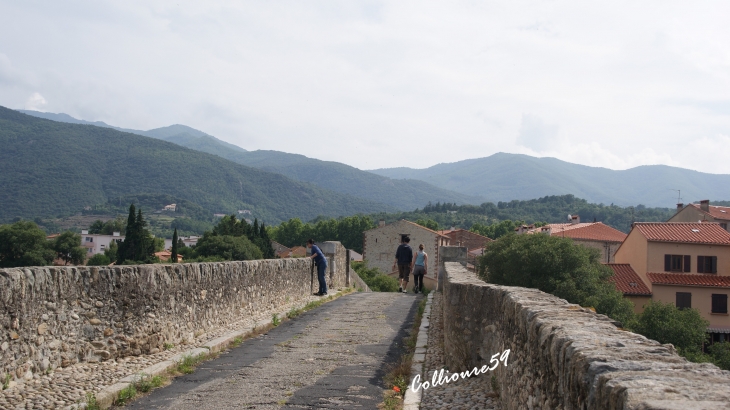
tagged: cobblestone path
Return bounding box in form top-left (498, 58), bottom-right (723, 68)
top-left (128, 292), bottom-right (420, 409)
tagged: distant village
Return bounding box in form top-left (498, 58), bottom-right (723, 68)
top-left (50, 200), bottom-right (730, 346)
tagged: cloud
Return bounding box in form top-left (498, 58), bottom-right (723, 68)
top-left (516, 114), bottom-right (559, 152)
top-left (0, 1), bottom-right (730, 173)
top-left (24, 92), bottom-right (47, 111)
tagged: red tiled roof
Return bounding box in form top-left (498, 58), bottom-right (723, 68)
top-left (528, 222), bottom-right (626, 242)
top-left (606, 264), bottom-right (652, 296)
top-left (633, 222), bottom-right (730, 245)
top-left (647, 272), bottom-right (730, 288)
top-left (689, 204), bottom-right (730, 221)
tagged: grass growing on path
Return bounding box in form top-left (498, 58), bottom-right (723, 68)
top-left (380, 290), bottom-right (430, 410)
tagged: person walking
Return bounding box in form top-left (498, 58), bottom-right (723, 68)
top-left (393, 235), bottom-right (413, 293)
top-left (412, 244), bottom-right (428, 294)
top-left (307, 239), bottom-right (328, 296)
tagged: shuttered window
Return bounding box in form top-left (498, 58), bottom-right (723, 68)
top-left (676, 292), bottom-right (692, 309)
top-left (665, 255), bottom-right (690, 272)
top-left (698, 256), bottom-right (718, 274)
top-left (711, 294), bottom-right (728, 314)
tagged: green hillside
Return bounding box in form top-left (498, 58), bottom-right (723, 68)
top-left (0, 107), bottom-right (393, 224)
top-left (17, 110), bottom-right (483, 210)
top-left (370, 153), bottom-right (730, 208)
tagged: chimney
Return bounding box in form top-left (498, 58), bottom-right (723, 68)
top-left (700, 200), bottom-right (710, 212)
top-left (677, 203), bottom-right (684, 211)
top-left (113, 231), bottom-right (120, 237)
top-left (571, 215), bottom-right (580, 225)
top-left (81, 230), bottom-right (88, 235)
top-left (379, 219), bottom-right (385, 227)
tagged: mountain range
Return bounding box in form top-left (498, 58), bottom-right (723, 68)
top-left (15, 109), bottom-right (730, 212)
top-left (17, 110), bottom-right (484, 210)
top-left (371, 154), bottom-right (730, 208)
top-left (1, 107), bottom-right (392, 223)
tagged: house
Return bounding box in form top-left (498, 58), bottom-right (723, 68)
top-left (363, 219), bottom-right (450, 291)
top-left (438, 229), bottom-right (492, 251)
top-left (154, 251), bottom-right (184, 262)
top-left (605, 264), bottom-right (653, 314)
top-left (520, 216), bottom-right (627, 263)
top-left (669, 200), bottom-right (730, 232)
top-left (80, 230), bottom-right (124, 256)
top-left (213, 213), bottom-right (227, 218)
top-left (614, 222), bottom-right (730, 343)
top-left (163, 236), bottom-right (199, 250)
top-left (163, 204), bottom-right (177, 211)
top-left (290, 246), bottom-right (307, 258)
top-left (238, 210), bottom-right (252, 215)
top-left (271, 241), bottom-right (292, 258)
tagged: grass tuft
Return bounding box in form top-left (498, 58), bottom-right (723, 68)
top-left (116, 383), bottom-right (137, 405)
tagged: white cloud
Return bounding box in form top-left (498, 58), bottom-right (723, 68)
top-left (24, 92), bottom-right (47, 111)
top-left (0, 1), bottom-right (729, 173)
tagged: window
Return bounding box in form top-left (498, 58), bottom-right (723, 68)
top-left (721, 223), bottom-right (728, 230)
top-left (676, 292), bottom-right (692, 309)
top-left (697, 256), bottom-right (718, 274)
top-left (665, 254), bottom-right (690, 272)
top-left (711, 294), bottom-right (728, 314)
top-left (85, 237), bottom-right (93, 242)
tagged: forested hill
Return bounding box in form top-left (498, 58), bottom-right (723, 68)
top-left (370, 152), bottom-right (730, 208)
top-left (18, 110), bottom-right (483, 210)
top-left (0, 107), bottom-right (393, 223)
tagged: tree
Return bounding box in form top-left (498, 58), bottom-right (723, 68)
top-left (104, 240), bottom-right (118, 263)
top-left (116, 204), bottom-right (155, 264)
top-left (88, 217), bottom-right (126, 235)
top-left (708, 342), bottom-right (730, 371)
top-left (0, 221), bottom-right (56, 267)
top-left (633, 301), bottom-right (709, 355)
top-left (478, 234), bottom-right (635, 326)
top-left (415, 219), bottom-right (439, 231)
top-left (194, 234), bottom-right (263, 261)
top-left (53, 231), bottom-right (85, 265)
top-left (171, 228), bottom-right (179, 263)
top-left (87, 253), bottom-right (111, 266)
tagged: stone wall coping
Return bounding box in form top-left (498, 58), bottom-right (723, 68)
top-left (442, 261), bottom-right (730, 409)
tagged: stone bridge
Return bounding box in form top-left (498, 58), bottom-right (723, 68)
top-left (1, 245), bottom-right (729, 409)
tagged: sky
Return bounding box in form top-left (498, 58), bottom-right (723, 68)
top-left (1, 1), bottom-right (729, 173)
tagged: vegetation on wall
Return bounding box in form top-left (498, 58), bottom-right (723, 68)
top-left (351, 261), bottom-right (399, 292)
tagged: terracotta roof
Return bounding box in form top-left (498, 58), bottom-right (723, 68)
top-left (290, 246), bottom-right (307, 257)
top-left (606, 264), bottom-right (652, 296)
top-left (527, 222), bottom-right (626, 242)
top-left (633, 222), bottom-right (730, 245)
top-left (689, 204), bottom-right (730, 221)
top-left (647, 272), bottom-right (730, 288)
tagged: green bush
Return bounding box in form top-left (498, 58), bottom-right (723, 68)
top-left (352, 261), bottom-right (399, 292)
top-left (478, 234), bottom-right (635, 326)
top-left (633, 301), bottom-right (709, 355)
top-left (708, 342), bottom-right (730, 370)
top-left (87, 254), bottom-right (111, 266)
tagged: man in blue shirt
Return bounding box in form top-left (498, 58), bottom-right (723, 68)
top-left (307, 239), bottom-right (328, 296)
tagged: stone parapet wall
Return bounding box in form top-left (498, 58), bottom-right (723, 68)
top-left (441, 261), bottom-right (730, 409)
top-left (1, 255), bottom-right (347, 384)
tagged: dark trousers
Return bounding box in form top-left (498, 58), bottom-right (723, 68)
top-left (414, 273), bottom-right (424, 292)
top-left (317, 262), bottom-right (328, 294)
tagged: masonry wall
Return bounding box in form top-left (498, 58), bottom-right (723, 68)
top-left (0, 254), bottom-right (347, 384)
top-left (441, 261), bottom-right (730, 409)
top-left (363, 220), bottom-right (441, 289)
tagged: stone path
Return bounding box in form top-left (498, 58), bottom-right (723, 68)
top-left (419, 292), bottom-right (501, 410)
top-left (127, 292), bottom-right (421, 409)
top-left (0, 293), bottom-right (325, 410)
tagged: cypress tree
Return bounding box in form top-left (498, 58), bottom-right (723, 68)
top-left (171, 228), bottom-right (179, 263)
